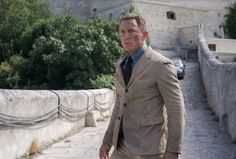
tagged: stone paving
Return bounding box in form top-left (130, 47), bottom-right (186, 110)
top-left (34, 119), bottom-right (108, 159)
top-left (179, 62), bottom-right (235, 159)
top-left (34, 61), bottom-right (236, 159)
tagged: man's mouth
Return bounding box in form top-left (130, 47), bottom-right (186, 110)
top-left (124, 42), bottom-right (131, 45)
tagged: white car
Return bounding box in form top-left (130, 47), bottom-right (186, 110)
top-left (172, 58), bottom-right (186, 80)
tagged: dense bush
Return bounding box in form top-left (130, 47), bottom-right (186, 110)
top-left (225, 3), bottom-right (236, 39)
top-left (0, 0), bottom-right (124, 89)
top-left (233, 57), bottom-right (236, 62)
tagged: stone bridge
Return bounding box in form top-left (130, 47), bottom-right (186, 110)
top-left (1, 1), bottom-right (236, 159)
top-left (32, 53), bottom-right (235, 159)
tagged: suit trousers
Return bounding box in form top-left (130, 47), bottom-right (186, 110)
top-left (110, 140), bottom-right (164, 159)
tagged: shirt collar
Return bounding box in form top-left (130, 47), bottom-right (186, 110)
top-left (129, 44), bottom-right (147, 65)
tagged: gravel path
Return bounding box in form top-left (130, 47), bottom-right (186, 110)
top-left (180, 62), bottom-right (235, 159)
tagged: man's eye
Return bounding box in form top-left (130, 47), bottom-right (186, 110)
top-left (129, 30), bottom-right (137, 34)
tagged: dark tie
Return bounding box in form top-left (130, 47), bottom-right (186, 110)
top-left (123, 56), bottom-right (132, 86)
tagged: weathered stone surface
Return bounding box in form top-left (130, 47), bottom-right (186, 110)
top-left (199, 29), bottom-right (236, 142)
top-left (134, 0), bottom-right (235, 49)
top-left (38, 0), bottom-right (132, 22)
top-left (0, 89), bottom-right (114, 159)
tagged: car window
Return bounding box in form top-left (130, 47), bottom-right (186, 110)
top-left (173, 59), bottom-right (183, 67)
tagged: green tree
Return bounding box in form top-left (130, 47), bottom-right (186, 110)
top-left (63, 17), bottom-right (124, 89)
top-left (225, 3), bottom-right (236, 38)
top-left (0, 62), bottom-right (14, 88)
top-left (0, 0), bottom-right (124, 89)
top-left (0, 0), bottom-right (51, 62)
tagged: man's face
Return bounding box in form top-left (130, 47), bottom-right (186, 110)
top-left (119, 19), bottom-right (148, 55)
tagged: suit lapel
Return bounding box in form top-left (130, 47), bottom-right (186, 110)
top-left (127, 47), bottom-right (152, 87)
top-left (116, 47), bottom-right (153, 88)
top-left (116, 58), bottom-right (126, 88)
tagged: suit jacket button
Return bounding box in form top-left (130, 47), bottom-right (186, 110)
top-left (117, 117), bottom-right (121, 120)
top-left (125, 89), bottom-right (128, 93)
top-left (124, 103), bottom-right (127, 107)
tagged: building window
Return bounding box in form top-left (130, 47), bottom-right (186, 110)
top-left (90, 8), bottom-right (97, 18)
top-left (93, 8), bottom-right (97, 12)
top-left (208, 44), bottom-right (216, 51)
top-left (109, 13), bottom-right (113, 20)
top-left (167, 11), bottom-right (176, 20)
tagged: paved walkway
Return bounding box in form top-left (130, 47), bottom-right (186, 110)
top-left (179, 62), bottom-right (235, 159)
top-left (34, 62), bottom-right (235, 159)
top-left (34, 119), bottom-right (109, 159)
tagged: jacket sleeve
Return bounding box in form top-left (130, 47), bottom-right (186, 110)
top-left (157, 62), bottom-right (185, 153)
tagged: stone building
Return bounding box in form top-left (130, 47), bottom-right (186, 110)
top-left (134, 0), bottom-right (236, 51)
top-left (38, 0), bottom-right (132, 22)
top-left (38, 0), bottom-right (236, 58)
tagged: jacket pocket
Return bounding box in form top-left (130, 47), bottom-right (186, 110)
top-left (139, 116), bottom-right (164, 126)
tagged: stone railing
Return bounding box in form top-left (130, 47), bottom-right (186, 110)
top-left (198, 24), bottom-right (236, 142)
top-left (0, 89), bottom-right (114, 159)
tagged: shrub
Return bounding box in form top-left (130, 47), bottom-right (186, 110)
top-left (90, 74), bottom-right (115, 89)
top-left (225, 3), bottom-right (236, 39)
top-left (0, 0), bottom-right (124, 89)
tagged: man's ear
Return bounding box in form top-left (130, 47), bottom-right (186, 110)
top-left (143, 31), bottom-right (149, 40)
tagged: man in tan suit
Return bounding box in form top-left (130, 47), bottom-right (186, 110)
top-left (99, 13), bottom-right (185, 159)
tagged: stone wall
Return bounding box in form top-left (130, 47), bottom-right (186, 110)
top-left (178, 25), bottom-right (199, 50)
top-left (206, 38), bottom-right (236, 53)
top-left (135, 0), bottom-right (207, 49)
top-left (38, 0), bottom-right (132, 22)
top-left (198, 25), bottom-right (236, 141)
top-left (213, 52), bottom-right (236, 63)
top-left (0, 89), bottom-right (114, 159)
top-left (141, 0), bottom-right (234, 10)
top-left (134, 0), bottom-right (232, 49)
top-left (206, 38), bottom-right (236, 62)
top-left (89, 0), bottom-right (132, 20)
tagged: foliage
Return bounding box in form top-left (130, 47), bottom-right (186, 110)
top-left (90, 74), bottom-right (115, 89)
top-left (61, 17), bottom-right (123, 89)
top-left (129, 5), bottom-right (136, 13)
top-left (0, 0), bottom-right (124, 89)
top-left (0, 0), bottom-right (51, 61)
top-left (224, 3), bottom-right (236, 39)
top-left (0, 62), bottom-right (14, 88)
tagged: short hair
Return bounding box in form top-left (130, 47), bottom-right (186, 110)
top-left (120, 13), bottom-right (147, 32)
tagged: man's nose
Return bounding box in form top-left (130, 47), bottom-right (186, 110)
top-left (123, 32), bottom-right (131, 38)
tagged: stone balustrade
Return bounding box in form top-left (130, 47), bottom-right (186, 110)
top-left (0, 89), bottom-right (114, 159)
top-left (198, 25), bottom-right (236, 142)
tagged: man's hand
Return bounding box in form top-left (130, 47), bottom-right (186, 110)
top-left (99, 143), bottom-right (111, 159)
top-left (163, 151), bottom-right (178, 159)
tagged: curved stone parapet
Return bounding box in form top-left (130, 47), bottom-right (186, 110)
top-left (0, 88), bottom-right (114, 159)
top-left (198, 25), bottom-right (236, 142)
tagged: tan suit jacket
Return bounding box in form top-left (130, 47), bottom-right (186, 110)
top-left (103, 47), bottom-right (185, 155)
